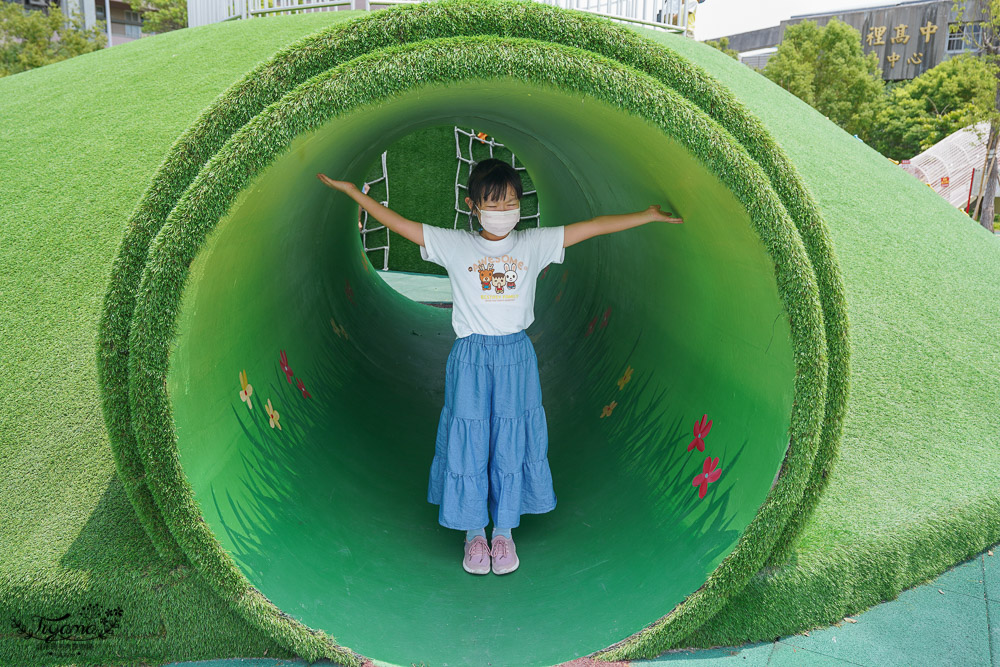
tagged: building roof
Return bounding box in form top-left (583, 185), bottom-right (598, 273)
top-left (901, 120), bottom-right (997, 207)
top-left (790, 0), bottom-right (940, 20)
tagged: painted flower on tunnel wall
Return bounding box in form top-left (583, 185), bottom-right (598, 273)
top-left (554, 269), bottom-right (568, 303)
top-left (297, 378), bottom-right (312, 399)
top-left (238, 370), bottom-right (253, 410)
top-left (265, 398), bottom-right (281, 430)
top-left (330, 316), bottom-right (349, 340)
top-left (692, 456), bottom-right (722, 499)
top-left (279, 350), bottom-right (294, 383)
top-left (617, 365), bottom-right (633, 390)
top-left (688, 414), bottom-right (713, 452)
top-left (585, 306), bottom-right (613, 337)
top-left (345, 278), bottom-right (355, 304)
top-left (600, 400), bottom-right (617, 418)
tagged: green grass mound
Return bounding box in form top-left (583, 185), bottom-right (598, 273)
top-left (0, 0), bottom-right (997, 665)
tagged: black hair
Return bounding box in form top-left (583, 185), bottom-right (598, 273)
top-left (466, 158), bottom-right (523, 211)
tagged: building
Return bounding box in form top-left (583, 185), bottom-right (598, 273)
top-left (711, 0), bottom-right (987, 81)
top-left (186, 0), bottom-right (705, 33)
top-left (2, 0), bottom-right (153, 46)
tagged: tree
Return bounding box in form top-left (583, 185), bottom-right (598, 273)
top-left (125, 0), bottom-right (186, 35)
top-left (953, 0), bottom-right (1000, 231)
top-left (763, 19), bottom-right (886, 144)
top-left (871, 54), bottom-right (995, 160)
top-left (0, 2), bottom-right (105, 77)
top-left (704, 36), bottom-right (739, 60)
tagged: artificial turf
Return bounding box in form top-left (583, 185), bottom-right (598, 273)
top-left (1, 3), bottom-right (998, 665)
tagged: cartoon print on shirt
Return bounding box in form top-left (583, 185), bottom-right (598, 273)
top-left (504, 263), bottom-right (517, 289)
top-left (491, 271), bottom-right (507, 294)
top-left (467, 253), bottom-right (527, 301)
top-left (477, 262), bottom-right (493, 291)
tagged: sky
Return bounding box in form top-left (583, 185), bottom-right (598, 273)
top-left (693, 0), bottom-right (895, 41)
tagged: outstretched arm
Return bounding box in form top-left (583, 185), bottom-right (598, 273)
top-left (317, 173), bottom-right (425, 246)
top-left (563, 205), bottom-right (682, 248)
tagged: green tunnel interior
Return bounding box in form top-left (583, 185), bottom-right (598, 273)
top-left (164, 79), bottom-right (797, 665)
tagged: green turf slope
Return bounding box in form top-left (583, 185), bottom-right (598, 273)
top-left (632, 26), bottom-right (1000, 651)
top-left (0, 2), bottom-right (997, 666)
top-left (0, 11), bottom-right (367, 667)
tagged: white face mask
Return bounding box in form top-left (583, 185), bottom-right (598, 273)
top-left (477, 206), bottom-right (520, 236)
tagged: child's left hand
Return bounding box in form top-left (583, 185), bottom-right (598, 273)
top-left (648, 204), bottom-right (683, 224)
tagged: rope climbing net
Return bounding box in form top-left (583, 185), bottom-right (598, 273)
top-left (360, 150), bottom-right (390, 270)
top-left (453, 126), bottom-right (540, 232)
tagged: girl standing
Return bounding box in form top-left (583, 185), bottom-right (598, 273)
top-left (318, 159), bottom-right (681, 575)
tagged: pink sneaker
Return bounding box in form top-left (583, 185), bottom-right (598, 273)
top-left (463, 535), bottom-right (491, 575)
top-left (490, 535), bottom-right (519, 575)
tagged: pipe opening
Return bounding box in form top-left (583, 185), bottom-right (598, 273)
top-left (166, 80), bottom-right (795, 665)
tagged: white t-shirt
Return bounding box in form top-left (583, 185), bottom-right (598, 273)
top-left (420, 223), bottom-right (566, 338)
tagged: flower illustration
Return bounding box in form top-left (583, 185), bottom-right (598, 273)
top-left (238, 370), bottom-right (253, 410)
top-left (600, 400), bottom-right (618, 418)
top-left (585, 315), bottom-right (598, 337)
top-left (279, 350), bottom-right (294, 383)
top-left (600, 306), bottom-right (612, 328)
top-left (297, 378), bottom-right (312, 399)
top-left (617, 365), bottom-right (633, 390)
top-left (555, 289), bottom-right (563, 303)
top-left (692, 456), bottom-right (722, 499)
top-left (540, 265), bottom-right (550, 280)
top-left (265, 398), bottom-right (282, 430)
top-left (688, 414), bottom-right (713, 452)
top-left (330, 317), bottom-right (348, 340)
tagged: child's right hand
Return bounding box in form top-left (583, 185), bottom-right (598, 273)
top-left (317, 173), bottom-right (358, 194)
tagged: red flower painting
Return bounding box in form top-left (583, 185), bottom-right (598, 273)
top-left (279, 350), bottom-right (294, 383)
top-left (692, 456), bottom-right (722, 499)
top-left (297, 378), bottom-right (312, 399)
top-left (688, 414), bottom-right (712, 452)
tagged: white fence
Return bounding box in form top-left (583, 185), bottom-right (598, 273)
top-left (188, 0), bottom-right (694, 35)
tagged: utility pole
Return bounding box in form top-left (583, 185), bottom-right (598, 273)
top-left (977, 36), bottom-right (1000, 230)
top-left (958, 0), bottom-right (1000, 231)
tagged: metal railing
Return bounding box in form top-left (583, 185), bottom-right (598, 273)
top-left (188, 0), bottom-right (693, 35)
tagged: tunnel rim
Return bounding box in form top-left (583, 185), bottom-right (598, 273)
top-left (121, 35), bottom-right (827, 664)
top-left (96, 0), bottom-right (846, 601)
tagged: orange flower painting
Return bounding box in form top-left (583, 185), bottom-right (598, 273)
top-left (617, 366), bottom-right (633, 390)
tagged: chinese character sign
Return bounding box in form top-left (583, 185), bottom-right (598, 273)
top-left (853, 6), bottom-right (946, 80)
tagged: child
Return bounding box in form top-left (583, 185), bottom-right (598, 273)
top-left (317, 159), bottom-right (681, 576)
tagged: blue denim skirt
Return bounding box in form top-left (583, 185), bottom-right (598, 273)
top-left (427, 329), bottom-right (557, 530)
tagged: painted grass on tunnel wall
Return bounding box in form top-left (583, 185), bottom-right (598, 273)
top-left (118, 32), bottom-right (828, 665)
